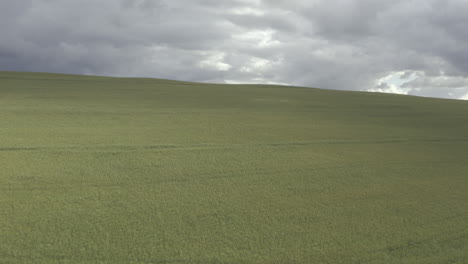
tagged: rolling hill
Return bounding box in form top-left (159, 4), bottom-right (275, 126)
top-left (1, 71), bottom-right (467, 263)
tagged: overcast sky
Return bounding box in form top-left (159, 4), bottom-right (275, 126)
top-left (1, 0), bottom-right (468, 99)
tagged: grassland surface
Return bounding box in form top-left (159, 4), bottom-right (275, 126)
top-left (1, 71), bottom-right (468, 263)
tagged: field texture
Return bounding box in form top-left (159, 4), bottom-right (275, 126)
top-left (1, 71), bottom-right (468, 263)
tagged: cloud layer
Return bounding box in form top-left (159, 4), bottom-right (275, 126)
top-left (1, 0), bottom-right (468, 99)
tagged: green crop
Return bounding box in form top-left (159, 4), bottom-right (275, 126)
top-left (1, 71), bottom-right (467, 263)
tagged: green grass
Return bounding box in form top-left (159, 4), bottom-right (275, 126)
top-left (1, 71), bottom-right (468, 264)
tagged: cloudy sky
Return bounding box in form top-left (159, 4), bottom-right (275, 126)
top-left (1, 0), bottom-right (468, 99)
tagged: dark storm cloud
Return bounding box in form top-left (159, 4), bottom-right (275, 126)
top-left (1, 0), bottom-right (467, 99)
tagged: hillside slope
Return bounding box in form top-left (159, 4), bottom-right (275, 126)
top-left (1, 71), bottom-right (468, 263)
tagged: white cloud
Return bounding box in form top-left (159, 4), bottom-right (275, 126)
top-left (367, 71), bottom-right (468, 99)
top-left (240, 57), bottom-right (275, 73)
top-left (230, 7), bottom-right (264, 16)
top-left (198, 51), bottom-right (231, 71)
top-left (233, 29), bottom-right (281, 48)
top-left (367, 71), bottom-right (417, 95)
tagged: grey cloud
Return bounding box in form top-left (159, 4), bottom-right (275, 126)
top-left (0, 0), bottom-right (467, 99)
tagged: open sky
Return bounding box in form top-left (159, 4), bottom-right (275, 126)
top-left (1, 0), bottom-right (468, 99)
